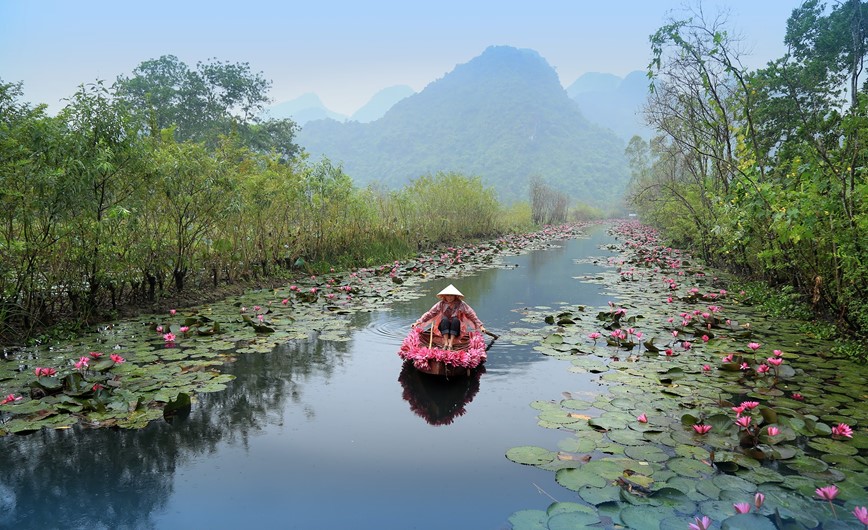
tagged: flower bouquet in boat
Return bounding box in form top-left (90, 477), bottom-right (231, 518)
top-left (398, 327), bottom-right (488, 376)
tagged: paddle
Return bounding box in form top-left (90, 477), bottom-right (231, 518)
top-left (483, 329), bottom-right (499, 351)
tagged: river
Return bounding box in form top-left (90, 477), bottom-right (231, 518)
top-left (0, 226), bottom-right (621, 529)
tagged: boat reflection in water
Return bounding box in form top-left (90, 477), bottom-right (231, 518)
top-left (397, 362), bottom-right (485, 426)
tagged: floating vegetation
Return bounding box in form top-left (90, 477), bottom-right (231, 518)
top-left (506, 221), bottom-right (868, 529)
top-left (0, 224), bottom-right (588, 436)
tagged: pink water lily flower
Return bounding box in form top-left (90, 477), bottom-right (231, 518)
top-left (766, 426), bottom-right (780, 436)
top-left (815, 484), bottom-right (839, 500)
top-left (792, 393), bottom-right (804, 400)
top-left (688, 516), bottom-right (712, 530)
top-left (156, 325), bottom-right (163, 333)
top-left (282, 298), bottom-right (289, 305)
top-left (34, 367), bottom-right (57, 377)
top-left (179, 326), bottom-right (190, 333)
top-left (163, 332), bottom-right (176, 342)
top-left (89, 351), bottom-right (103, 359)
top-left (756, 364), bottom-right (770, 374)
top-left (110, 353), bottom-right (126, 364)
top-left (1, 394), bottom-right (23, 405)
top-left (832, 423), bottom-right (854, 438)
top-left (702, 364), bottom-right (711, 372)
top-left (722, 354), bottom-right (734, 363)
top-left (748, 342), bottom-right (761, 351)
top-left (74, 356), bottom-right (89, 369)
top-left (733, 502), bottom-right (751, 514)
top-left (740, 362), bottom-right (750, 371)
top-left (736, 416), bottom-right (752, 428)
top-left (853, 506), bottom-right (868, 525)
top-left (767, 357), bottom-right (783, 366)
top-left (755, 492), bottom-right (765, 509)
top-left (742, 401), bottom-right (760, 410)
top-left (637, 413), bottom-right (648, 423)
top-left (170, 309), bottom-right (176, 316)
top-left (692, 424), bottom-right (712, 434)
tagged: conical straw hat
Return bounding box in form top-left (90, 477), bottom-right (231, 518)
top-left (436, 284), bottom-right (464, 300)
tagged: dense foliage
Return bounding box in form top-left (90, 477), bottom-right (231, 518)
top-left (298, 46), bottom-right (630, 207)
top-left (627, 0), bottom-right (868, 334)
top-left (0, 78), bottom-right (524, 342)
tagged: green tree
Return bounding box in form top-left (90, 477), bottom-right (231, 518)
top-left (58, 82), bottom-right (149, 316)
top-left (115, 55), bottom-right (300, 158)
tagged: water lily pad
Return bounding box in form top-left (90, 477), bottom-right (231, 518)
top-left (545, 502), bottom-right (600, 528)
top-left (735, 467), bottom-right (785, 484)
top-left (668, 457), bottom-right (712, 478)
top-left (507, 510), bottom-right (547, 530)
top-left (674, 445), bottom-right (710, 460)
top-left (578, 484), bottom-right (622, 505)
top-left (608, 428), bottom-right (647, 446)
top-left (558, 435), bottom-right (601, 454)
top-left (506, 446), bottom-right (557, 467)
top-left (785, 455), bottom-right (828, 473)
top-left (619, 505), bottom-right (671, 530)
top-left (560, 399), bottom-right (593, 410)
top-left (555, 467), bottom-right (608, 491)
top-left (720, 513), bottom-right (778, 530)
top-left (712, 473), bottom-right (757, 493)
top-left (624, 445), bottom-right (669, 462)
top-left (806, 437), bottom-right (859, 456)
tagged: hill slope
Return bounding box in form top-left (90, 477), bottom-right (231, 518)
top-left (567, 71), bottom-right (652, 141)
top-left (350, 85), bottom-right (415, 122)
top-left (298, 46), bottom-right (629, 206)
top-left (265, 93), bottom-right (346, 125)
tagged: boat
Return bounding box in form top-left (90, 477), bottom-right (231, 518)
top-left (398, 327), bottom-right (496, 377)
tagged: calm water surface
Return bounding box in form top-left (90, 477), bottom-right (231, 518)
top-left (1, 227), bottom-right (620, 530)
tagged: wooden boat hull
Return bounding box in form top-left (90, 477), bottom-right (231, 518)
top-left (398, 329), bottom-right (489, 377)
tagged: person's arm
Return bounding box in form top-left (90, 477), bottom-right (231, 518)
top-left (461, 302), bottom-right (485, 332)
top-left (414, 302), bottom-right (442, 327)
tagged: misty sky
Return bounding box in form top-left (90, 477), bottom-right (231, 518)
top-left (1, 0), bottom-right (803, 116)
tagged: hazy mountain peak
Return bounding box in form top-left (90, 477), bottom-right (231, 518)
top-left (350, 85), bottom-right (415, 123)
top-left (298, 46), bottom-right (629, 205)
top-left (265, 93), bottom-right (346, 125)
top-left (566, 69), bottom-right (652, 141)
top-left (565, 72), bottom-right (622, 98)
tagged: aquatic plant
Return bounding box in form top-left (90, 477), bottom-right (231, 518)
top-left (505, 220), bottom-right (868, 529)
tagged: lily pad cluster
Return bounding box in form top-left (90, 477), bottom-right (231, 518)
top-left (0, 223), bottom-right (588, 436)
top-left (506, 221), bottom-right (868, 529)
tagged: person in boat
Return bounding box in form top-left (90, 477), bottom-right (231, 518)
top-left (412, 284), bottom-right (486, 350)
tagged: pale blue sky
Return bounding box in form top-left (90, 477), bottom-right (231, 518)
top-left (1, 0), bottom-right (803, 115)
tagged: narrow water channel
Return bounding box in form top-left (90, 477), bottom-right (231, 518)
top-left (0, 226), bottom-right (621, 529)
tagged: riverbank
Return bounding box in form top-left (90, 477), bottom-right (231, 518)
top-left (504, 220), bottom-right (867, 529)
top-left (0, 223), bottom-right (589, 436)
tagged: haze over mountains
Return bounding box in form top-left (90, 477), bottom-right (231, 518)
top-left (290, 46), bottom-right (650, 206)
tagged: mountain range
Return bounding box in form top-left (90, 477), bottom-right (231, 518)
top-left (266, 85), bottom-right (416, 125)
top-left (292, 46), bottom-right (646, 206)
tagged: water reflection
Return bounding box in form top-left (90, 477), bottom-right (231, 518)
top-left (0, 333), bottom-right (358, 529)
top-left (0, 226), bottom-right (622, 529)
top-left (397, 362), bottom-right (484, 426)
